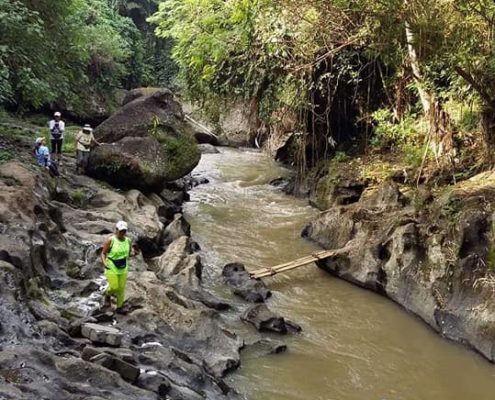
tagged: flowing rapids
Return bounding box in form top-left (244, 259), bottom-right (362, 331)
top-left (184, 148), bottom-right (495, 400)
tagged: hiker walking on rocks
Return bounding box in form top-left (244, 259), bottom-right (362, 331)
top-left (48, 111), bottom-right (65, 164)
top-left (76, 124), bottom-right (99, 174)
top-left (100, 221), bottom-right (140, 311)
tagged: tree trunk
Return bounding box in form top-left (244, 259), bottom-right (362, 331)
top-left (404, 0), bottom-right (432, 115)
top-left (481, 106), bottom-right (495, 161)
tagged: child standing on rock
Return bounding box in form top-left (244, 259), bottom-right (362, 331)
top-left (75, 124), bottom-right (100, 174)
top-left (100, 221), bottom-right (140, 313)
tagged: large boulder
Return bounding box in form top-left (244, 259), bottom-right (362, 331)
top-left (217, 101), bottom-right (253, 147)
top-left (89, 89), bottom-right (201, 191)
top-left (87, 136), bottom-right (199, 191)
top-left (95, 89), bottom-right (188, 143)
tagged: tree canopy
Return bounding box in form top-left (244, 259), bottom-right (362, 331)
top-left (152, 0), bottom-right (495, 165)
top-left (0, 0), bottom-right (177, 116)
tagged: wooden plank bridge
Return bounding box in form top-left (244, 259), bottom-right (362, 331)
top-left (249, 250), bottom-right (337, 279)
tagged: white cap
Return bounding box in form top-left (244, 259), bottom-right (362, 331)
top-left (115, 220), bottom-right (128, 231)
top-left (54, 112), bottom-right (61, 117)
top-left (35, 137), bottom-right (44, 144)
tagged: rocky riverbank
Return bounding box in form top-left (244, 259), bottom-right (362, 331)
top-left (0, 145), bottom-right (249, 399)
top-left (300, 160), bottom-right (495, 363)
top-left (0, 93), bottom-right (307, 399)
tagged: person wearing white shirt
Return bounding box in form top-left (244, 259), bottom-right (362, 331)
top-left (48, 111), bottom-right (65, 163)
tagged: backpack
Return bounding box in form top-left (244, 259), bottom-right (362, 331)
top-left (51, 122), bottom-right (62, 139)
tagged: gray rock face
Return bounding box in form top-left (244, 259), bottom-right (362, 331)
top-left (310, 176), bottom-right (367, 210)
top-left (241, 304), bottom-right (302, 334)
top-left (81, 323), bottom-right (123, 347)
top-left (163, 214), bottom-right (191, 245)
top-left (217, 101), bottom-right (254, 147)
top-left (96, 89), bottom-right (186, 143)
top-left (223, 263), bottom-right (271, 302)
top-left (0, 158), bottom-right (242, 399)
top-left (88, 89), bottom-right (201, 191)
top-left (304, 176), bottom-right (495, 362)
top-left (82, 346), bottom-right (140, 383)
top-left (198, 143), bottom-right (220, 154)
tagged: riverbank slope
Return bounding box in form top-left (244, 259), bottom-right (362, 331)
top-left (0, 116), bottom-right (241, 399)
top-left (301, 155), bottom-right (495, 362)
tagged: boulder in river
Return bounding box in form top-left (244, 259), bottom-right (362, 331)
top-left (198, 143), bottom-right (220, 154)
top-left (89, 88), bottom-right (200, 191)
top-left (95, 88), bottom-right (187, 143)
top-left (222, 263), bottom-right (271, 302)
top-left (241, 304), bottom-right (302, 334)
top-left (87, 133), bottom-right (200, 192)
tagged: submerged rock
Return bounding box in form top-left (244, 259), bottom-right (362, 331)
top-left (198, 143), bottom-right (220, 154)
top-left (222, 263), bottom-right (271, 302)
top-left (241, 304), bottom-right (302, 334)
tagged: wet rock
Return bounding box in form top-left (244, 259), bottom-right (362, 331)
top-left (242, 339), bottom-right (288, 357)
top-left (81, 323), bottom-right (123, 347)
top-left (194, 131), bottom-right (219, 145)
top-left (163, 214), bottom-right (191, 245)
top-left (55, 356), bottom-right (154, 399)
top-left (222, 263), bottom-right (271, 302)
top-left (241, 304), bottom-right (302, 334)
top-left (198, 143), bottom-right (220, 154)
top-left (82, 346), bottom-right (140, 383)
top-left (136, 372), bottom-right (171, 398)
top-left (160, 188), bottom-right (188, 206)
top-left (269, 176), bottom-right (291, 191)
top-left (68, 316), bottom-right (97, 337)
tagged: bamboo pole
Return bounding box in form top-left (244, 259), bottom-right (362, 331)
top-left (249, 250), bottom-right (337, 279)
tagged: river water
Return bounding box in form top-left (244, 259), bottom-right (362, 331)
top-left (184, 148), bottom-right (495, 400)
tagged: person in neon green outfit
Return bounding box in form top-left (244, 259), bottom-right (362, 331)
top-left (100, 221), bottom-right (140, 311)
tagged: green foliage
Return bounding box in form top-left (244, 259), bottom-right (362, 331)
top-left (0, 149), bottom-right (14, 165)
top-left (161, 134), bottom-right (200, 180)
top-left (0, 0), bottom-right (178, 115)
top-left (70, 188), bottom-right (87, 207)
top-left (442, 192), bottom-right (462, 221)
top-left (150, 0), bottom-right (318, 120)
top-left (371, 109), bottom-right (424, 148)
top-left (333, 151), bottom-right (350, 163)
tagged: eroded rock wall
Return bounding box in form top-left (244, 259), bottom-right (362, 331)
top-left (303, 175), bottom-right (495, 361)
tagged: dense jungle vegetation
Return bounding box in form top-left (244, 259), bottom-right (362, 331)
top-left (0, 0), bottom-right (176, 119)
top-left (2, 0), bottom-right (495, 178)
top-left (152, 0), bottom-right (495, 180)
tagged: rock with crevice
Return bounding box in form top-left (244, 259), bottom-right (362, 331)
top-left (241, 304), bottom-right (302, 334)
top-left (222, 262), bottom-right (271, 302)
top-left (81, 323), bottom-right (123, 347)
top-left (304, 174), bottom-right (495, 363)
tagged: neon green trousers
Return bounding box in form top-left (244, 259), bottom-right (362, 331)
top-left (105, 269), bottom-right (128, 308)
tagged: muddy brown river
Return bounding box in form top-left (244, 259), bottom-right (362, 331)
top-left (184, 148), bottom-right (495, 400)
